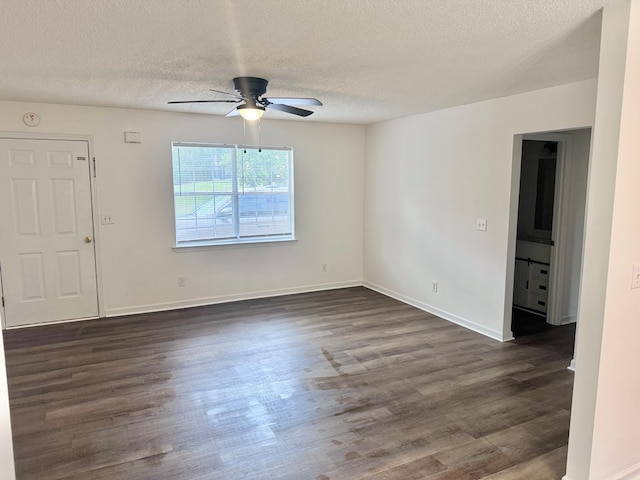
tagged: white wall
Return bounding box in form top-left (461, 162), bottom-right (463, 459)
top-left (561, 129), bottom-right (591, 323)
top-left (566, 1), bottom-right (640, 479)
top-left (565, 1), bottom-right (628, 478)
top-left (0, 327), bottom-right (16, 480)
top-left (363, 80), bottom-right (597, 341)
top-left (0, 102), bottom-right (365, 316)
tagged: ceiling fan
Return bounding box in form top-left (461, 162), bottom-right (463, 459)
top-left (168, 77), bottom-right (322, 120)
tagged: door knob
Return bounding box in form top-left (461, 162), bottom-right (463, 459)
top-left (84, 236), bottom-right (93, 243)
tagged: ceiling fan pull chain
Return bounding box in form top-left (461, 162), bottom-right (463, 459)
top-left (240, 148), bottom-right (245, 194)
top-left (243, 117), bottom-right (246, 149)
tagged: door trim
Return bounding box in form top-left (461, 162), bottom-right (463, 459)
top-left (0, 132), bottom-right (105, 324)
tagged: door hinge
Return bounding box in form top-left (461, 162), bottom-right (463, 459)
top-left (2, 297), bottom-right (4, 307)
top-left (92, 157), bottom-right (96, 177)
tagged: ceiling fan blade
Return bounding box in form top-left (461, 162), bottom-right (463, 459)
top-left (168, 99), bottom-right (240, 104)
top-left (210, 88), bottom-right (244, 99)
top-left (266, 103), bottom-right (314, 117)
top-left (264, 97), bottom-right (323, 106)
top-left (225, 107), bottom-right (240, 117)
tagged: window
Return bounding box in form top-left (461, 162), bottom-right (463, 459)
top-left (172, 143), bottom-right (294, 246)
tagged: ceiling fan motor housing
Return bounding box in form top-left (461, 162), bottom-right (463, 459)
top-left (233, 77), bottom-right (268, 101)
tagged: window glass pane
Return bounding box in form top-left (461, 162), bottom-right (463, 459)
top-left (238, 149), bottom-right (290, 191)
top-left (238, 192), bottom-right (291, 238)
top-left (173, 145), bottom-right (235, 243)
top-left (172, 143), bottom-right (293, 245)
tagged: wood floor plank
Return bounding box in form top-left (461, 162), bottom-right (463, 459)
top-left (3, 287), bottom-right (575, 479)
top-left (481, 446), bottom-right (569, 480)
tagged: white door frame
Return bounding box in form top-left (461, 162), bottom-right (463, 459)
top-left (505, 131), bottom-right (575, 335)
top-left (0, 132), bottom-right (105, 327)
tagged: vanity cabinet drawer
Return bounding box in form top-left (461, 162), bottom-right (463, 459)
top-left (530, 278), bottom-right (548, 295)
top-left (529, 294), bottom-right (548, 313)
top-left (530, 264), bottom-right (550, 280)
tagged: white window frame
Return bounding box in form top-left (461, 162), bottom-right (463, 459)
top-left (172, 142), bottom-right (295, 248)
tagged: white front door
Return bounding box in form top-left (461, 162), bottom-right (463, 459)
top-left (0, 138), bottom-right (98, 327)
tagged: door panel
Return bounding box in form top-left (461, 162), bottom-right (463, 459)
top-left (56, 250), bottom-right (82, 297)
top-left (0, 138), bottom-right (98, 327)
top-left (19, 253), bottom-right (45, 300)
top-left (12, 178), bottom-right (40, 235)
top-left (51, 179), bottom-right (79, 235)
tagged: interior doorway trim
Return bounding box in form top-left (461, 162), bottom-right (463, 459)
top-left (0, 131), bottom-right (106, 326)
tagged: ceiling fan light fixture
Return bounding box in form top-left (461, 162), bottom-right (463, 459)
top-left (237, 104), bottom-right (265, 121)
top-left (170, 77), bottom-right (321, 119)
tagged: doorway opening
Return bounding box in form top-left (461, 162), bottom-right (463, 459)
top-left (512, 140), bottom-right (557, 335)
top-left (507, 129), bottom-right (591, 340)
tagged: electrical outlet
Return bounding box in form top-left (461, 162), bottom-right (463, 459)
top-left (476, 219), bottom-right (487, 231)
top-left (632, 265), bottom-right (640, 289)
top-left (178, 275), bottom-right (186, 287)
top-left (101, 214), bottom-right (113, 225)
top-left (432, 281), bottom-right (438, 293)
top-left (321, 263), bottom-right (328, 273)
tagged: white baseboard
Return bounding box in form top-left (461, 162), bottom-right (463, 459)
top-left (561, 314), bottom-right (577, 325)
top-left (5, 315), bottom-right (99, 329)
top-left (563, 462), bottom-right (640, 480)
top-left (568, 358), bottom-right (576, 372)
top-left (607, 462), bottom-right (640, 480)
top-left (363, 281), bottom-right (508, 342)
top-left (7, 281), bottom-right (517, 345)
top-left (105, 280), bottom-right (362, 318)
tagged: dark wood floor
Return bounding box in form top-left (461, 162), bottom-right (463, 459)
top-left (3, 287), bottom-right (576, 480)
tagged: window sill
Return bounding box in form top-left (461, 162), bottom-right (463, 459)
top-left (172, 236), bottom-right (297, 252)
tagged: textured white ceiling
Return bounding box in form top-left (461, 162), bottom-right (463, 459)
top-left (0, 0), bottom-right (605, 124)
